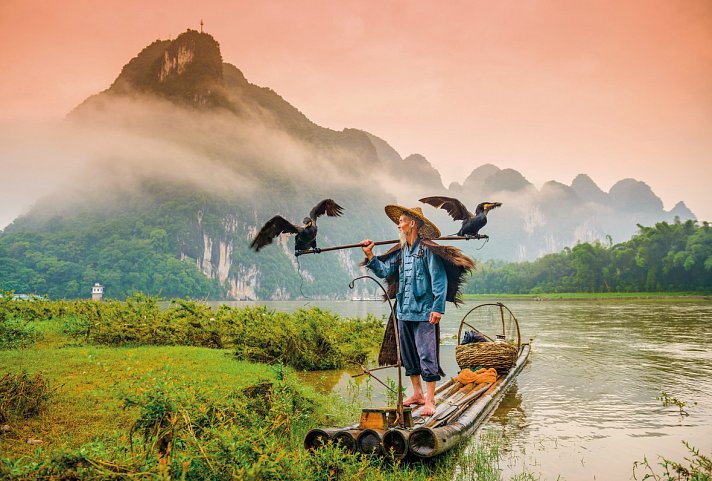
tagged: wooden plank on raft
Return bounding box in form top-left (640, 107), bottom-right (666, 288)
top-left (412, 381), bottom-right (478, 420)
top-left (424, 382), bottom-right (491, 427)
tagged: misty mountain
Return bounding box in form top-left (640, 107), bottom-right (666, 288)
top-left (670, 201), bottom-right (695, 220)
top-left (0, 29), bottom-right (697, 299)
top-left (609, 179), bottom-right (664, 213)
top-left (571, 174), bottom-right (609, 204)
top-left (442, 164), bottom-right (695, 261)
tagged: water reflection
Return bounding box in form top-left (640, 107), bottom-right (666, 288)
top-left (295, 369), bottom-right (347, 395)
top-left (489, 383), bottom-right (527, 428)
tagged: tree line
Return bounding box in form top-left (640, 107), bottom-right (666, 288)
top-left (3, 195), bottom-right (709, 299)
top-left (0, 184), bottom-right (391, 300)
top-left (0, 190), bottom-right (227, 299)
top-left (464, 219), bottom-right (712, 294)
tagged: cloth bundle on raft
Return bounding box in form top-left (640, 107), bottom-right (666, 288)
top-left (454, 367), bottom-right (498, 385)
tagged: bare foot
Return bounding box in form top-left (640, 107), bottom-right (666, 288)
top-left (403, 394), bottom-right (425, 406)
top-left (421, 400), bottom-right (436, 417)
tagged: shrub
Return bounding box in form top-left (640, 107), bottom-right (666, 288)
top-left (60, 314), bottom-right (92, 341)
top-left (232, 306), bottom-right (382, 370)
top-left (1, 294), bottom-right (384, 369)
top-left (0, 316), bottom-right (37, 350)
top-left (60, 295), bottom-right (242, 348)
top-left (0, 371), bottom-right (52, 422)
top-left (0, 290), bottom-right (59, 323)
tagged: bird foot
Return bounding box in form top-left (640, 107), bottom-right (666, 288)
top-left (314, 247), bottom-right (322, 254)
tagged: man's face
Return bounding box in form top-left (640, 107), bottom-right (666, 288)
top-left (398, 214), bottom-right (416, 235)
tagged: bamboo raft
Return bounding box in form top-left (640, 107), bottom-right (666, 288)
top-left (304, 302), bottom-right (531, 459)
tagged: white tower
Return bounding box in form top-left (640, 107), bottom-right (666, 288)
top-left (91, 282), bottom-right (104, 301)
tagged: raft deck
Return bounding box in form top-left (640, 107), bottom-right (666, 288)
top-left (304, 342), bottom-right (531, 459)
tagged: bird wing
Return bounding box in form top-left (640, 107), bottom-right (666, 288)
top-left (419, 196), bottom-right (473, 221)
top-left (250, 215), bottom-right (299, 251)
top-left (309, 199), bottom-right (344, 220)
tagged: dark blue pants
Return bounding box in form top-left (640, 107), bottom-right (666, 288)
top-left (398, 319), bottom-right (441, 382)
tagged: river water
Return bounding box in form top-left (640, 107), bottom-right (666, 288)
top-left (220, 298), bottom-right (712, 480)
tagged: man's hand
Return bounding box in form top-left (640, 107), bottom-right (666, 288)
top-left (429, 312), bottom-right (442, 325)
top-left (360, 239), bottom-right (375, 260)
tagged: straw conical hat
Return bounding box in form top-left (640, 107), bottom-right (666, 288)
top-left (384, 205), bottom-right (441, 239)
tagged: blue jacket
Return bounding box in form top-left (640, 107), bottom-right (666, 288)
top-left (365, 238), bottom-right (447, 321)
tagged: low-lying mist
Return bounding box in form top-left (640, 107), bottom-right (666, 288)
top-left (1, 92), bottom-right (387, 229)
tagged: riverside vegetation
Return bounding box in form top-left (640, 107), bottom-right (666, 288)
top-left (2, 294), bottom-right (709, 480)
top-left (465, 220), bottom-right (712, 295)
top-left (0, 184), bottom-right (393, 301)
top-left (0, 293), bottom-right (527, 480)
top-left (2, 216), bottom-right (709, 302)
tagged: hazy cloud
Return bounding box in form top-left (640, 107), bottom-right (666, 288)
top-left (0, 92), bottom-right (385, 229)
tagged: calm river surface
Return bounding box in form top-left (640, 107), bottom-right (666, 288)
top-left (220, 298), bottom-right (712, 480)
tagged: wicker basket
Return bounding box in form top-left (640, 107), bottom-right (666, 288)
top-left (455, 341), bottom-right (518, 371)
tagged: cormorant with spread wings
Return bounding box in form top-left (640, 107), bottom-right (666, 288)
top-left (250, 199), bottom-right (344, 253)
top-left (419, 196), bottom-right (501, 238)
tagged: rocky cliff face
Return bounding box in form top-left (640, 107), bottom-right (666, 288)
top-left (119, 30), bottom-right (224, 106)
top-left (73, 30), bottom-right (226, 115)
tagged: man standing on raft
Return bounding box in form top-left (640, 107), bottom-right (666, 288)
top-left (361, 205), bottom-right (474, 416)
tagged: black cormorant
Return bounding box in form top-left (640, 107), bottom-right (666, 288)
top-left (250, 199), bottom-right (344, 253)
top-left (419, 196), bottom-right (501, 238)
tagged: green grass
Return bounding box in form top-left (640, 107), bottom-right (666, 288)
top-left (1, 327), bottom-right (275, 458)
top-left (1, 314), bottom-right (538, 480)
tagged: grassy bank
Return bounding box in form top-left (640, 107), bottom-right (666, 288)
top-left (0, 319), bottom-right (432, 480)
top-left (1, 299), bottom-right (526, 481)
top-left (1, 341), bottom-right (274, 458)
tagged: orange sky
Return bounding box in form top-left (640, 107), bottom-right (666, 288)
top-left (1, 0), bottom-right (711, 223)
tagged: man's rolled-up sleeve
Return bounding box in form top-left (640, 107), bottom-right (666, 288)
top-left (365, 255), bottom-right (397, 279)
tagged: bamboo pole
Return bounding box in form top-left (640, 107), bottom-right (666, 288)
top-left (295, 235), bottom-right (488, 256)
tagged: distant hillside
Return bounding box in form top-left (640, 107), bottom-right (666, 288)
top-left (0, 29), bottom-right (698, 299)
top-left (444, 165), bottom-right (695, 261)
